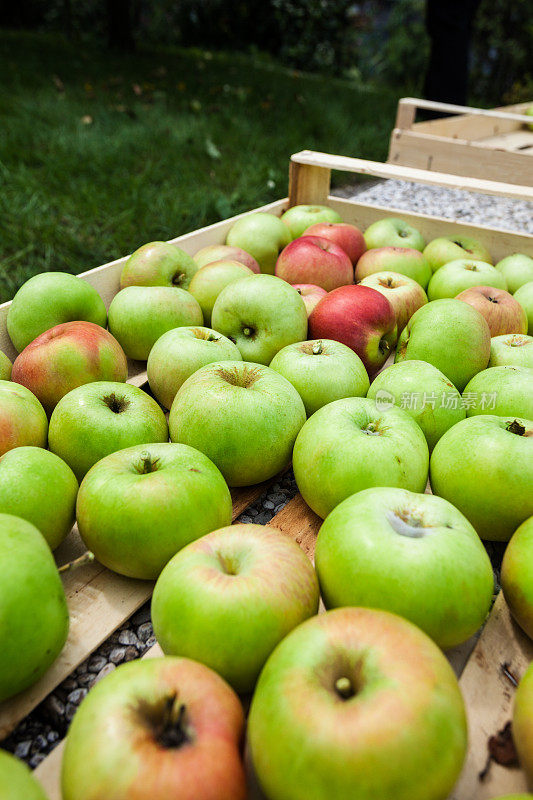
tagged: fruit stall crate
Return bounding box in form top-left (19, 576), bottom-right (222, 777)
top-left (388, 97), bottom-right (533, 186)
top-left (1, 152), bottom-right (533, 799)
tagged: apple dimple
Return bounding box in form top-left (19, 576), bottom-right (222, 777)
top-left (133, 450), bottom-right (161, 474)
top-left (464, 263), bottom-right (479, 272)
top-left (387, 509), bottom-right (427, 538)
top-left (171, 272), bottom-right (186, 287)
top-left (216, 364), bottom-right (262, 389)
top-left (102, 392), bottom-right (130, 414)
top-left (506, 419), bottom-right (529, 437)
top-left (136, 692), bottom-right (192, 750)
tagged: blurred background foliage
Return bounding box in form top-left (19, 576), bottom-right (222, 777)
top-left (2, 0), bottom-right (532, 104)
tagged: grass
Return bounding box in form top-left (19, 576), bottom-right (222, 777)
top-left (0, 31), bottom-right (399, 303)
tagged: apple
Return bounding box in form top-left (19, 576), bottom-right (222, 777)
top-left (292, 283), bottom-right (327, 316)
top-left (395, 299), bottom-right (491, 391)
top-left (363, 217), bottom-right (425, 252)
top-left (355, 247), bottom-right (432, 289)
top-left (489, 796), bottom-right (533, 800)
top-left (427, 258), bottom-right (507, 300)
top-left (430, 415), bottom-right (533, 541)
top-left (513, 661), bottom-right (533, 785)
top-left (152, 523), bottom-right (319, 693)
top-left (248, 607), bottom-right (467, 800)
top-left (147, 326), bottom-right (242, 410)
top-left (303, 221), bottom-right (366, 264)
top-left (61, 657), bottom-right (246, 800)
top-left (269, 339), bottom-right (369, 416)
top-left (0, 447), bottom-right (78, 550)
top-left (7, 271), bottom-right (107, 352)
top-left (0, 350), bottom-right (12, 380)
top-left (293, 397), bottom-right (429, 519)
top-left (456, 285), bottom-right (528, 336)
top-left (169, 361), bottom-right (306, 487)
top-left (280, 204), bottom-right (342, 239)
top-left (462, 366), bottom-right (533, 419)
top-left (315, 487), bottom-right (493, 648)
top-left (501, 518), bottom-right (533, 641)
top-left (0, 380), bottom-right (47, 456)
top-left (423, 235), bottom-right (492, 273)
top-left (11, 321), bottom-right (128, 414)
top-left (495, 253), bottom-right (533, 293)
top-left (211, 274), bottom-right (307, 365)
top-left (515, 281), bottom-right (533, 336)
top-left (527, 106), bottom-right (533, 130)
top-left (367, 360), bottom-right (465, 451)
top-left (275, 236), bottom-right (354, 291)
top-left (108, 286), bottom-right (203, 361)
top-left (357, 271), bottom-right (428, 333)
top-left (0, 513), bottom-right (69, 703)
top-left (489, 334), bottom-right (533, 369)
top-left (226, 212), bottom-right (291, 274)
top-left (77, 442), bottom-right (232, 579)
top-left (308, 285), bottom-right (397, 376)
top-left (0, 750), bottom-right (48, 799)
top-left (193, 243), bottom-right (260, 273)
top-left (119, 241), bottom-right (199, 291)
top-left (49, 381), bottom-right (169, 481)
top-left (188, 260), bottom-right (254, 325)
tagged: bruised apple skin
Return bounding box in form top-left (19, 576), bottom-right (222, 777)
top-left (61, 657), bottom-right (246, 800)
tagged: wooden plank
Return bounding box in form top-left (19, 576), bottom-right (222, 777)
top-left (291, 151), bottom-right (533, 202)
top-left (0, 479), bottom-right (277, 740)
top-left (410, 101), bottom-right (532, 140)
top-left (288, 161), bottom-right (331, 207)
top-left (479, 130), bottom-right (533, 151)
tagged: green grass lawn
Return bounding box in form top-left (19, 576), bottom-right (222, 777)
top-left (0, 31), bottom-right (399, 304)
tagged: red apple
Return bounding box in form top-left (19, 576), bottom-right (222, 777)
top-left (358, 271), bottom-right (428, 333)
top-left (12, 321), bottom-right (128, 414)
top-left (275, 236), bottom-right (353, 291)
top-left (455, 285), bottom-right (528, 337)
top-left (292, 284), bottom-right (328, 316)
top-left (309, 285), bottom-right (397, 376)
top-left (304, 222), bottom-right (366, 265)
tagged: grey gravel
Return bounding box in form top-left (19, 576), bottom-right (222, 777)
top-left (3, 177), bottom-right (528, 771)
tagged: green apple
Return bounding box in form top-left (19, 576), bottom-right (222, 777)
top-left (526, 106), bottom-right (533, 130)
top-left (0, 350), bottom-right (12, 380)
top-left (226, 212), bottom-right (291, 274)
top-left (152, 523), bottom-right (319, 693)
top-left (513, 660), bottom-right (533, 785)
top-left (490, 796), bottom-right (533, 800)
top-left (501, 517), bottom-right (533, 640)
top-left (49, 381), bottom-right (169, 481)
top-left (293, 397), bottom-right (429, 519)
top-left (77, 442), bottom-right (232, 579)
top-left (211, 274), bottom-right (307, 365)
top-left (316, 487), bottom-right (493, 648)
top-left (423, 235), bottom-right (492, 273)
top-left (188, 260), bottom-right (253, 325)
top-left (430, 415), bottom-right (533, 541)
top-left (0, 447), bottom-right (78, 550)
top-left (0, 750), bottom-right (48, 799)
top-left (61, 657), bottom-right (246, 800)
top-left (367, 360), bottom-right (465, 451)
top-left (0, 513), bottom-right (69, 703)
top-left (0, 380), bottom-right (48, 457)
top-left (427, 258), bottom-right (507, 300)
top-left (462, 365), bottom-right (533, 419)
top-left (169, 361), bottom-right (305, 486)
top-left (495, 253), bottom-right (533, 294)
top-left (7, 272), bottom-right (107, 352)
top-left (395, 299), bottom-right (491, 391)
top-left (355, 248), bottom-right (432, 289)
top-left (193, 243), bottom-right (260, 272)
top-left (515, 281), bottom-right (533, 336)
top-left (489, 333), bottom-right (533, 368)
top-left (147, 326), bottom-right (242, 409)
top-left (248, 607), bottom-right (467, 800)
top-left (120, 241), bottom-right (199, 290)
top-left (108, 286), bottom-right (203, 360)
top-left (269, 338), bottom-right (369, 417)
top-left (357, 271), bottom-right (428, 332)
top-left (280, 204), bottom-right (342, 239)
top-left (363, 217), bottom-right (425, 252)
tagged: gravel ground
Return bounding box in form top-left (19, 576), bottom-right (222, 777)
top-left (2, 179), bottom-right (531, 769)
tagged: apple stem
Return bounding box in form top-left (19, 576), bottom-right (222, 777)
top-left (59, 551), bottom-right (95, 574)
top-left (243, 327), bottom-right (253, 337)
top-left (312, 341), bottom-right (323, 355)
top-left (335, 676), bottom-right (355, 700)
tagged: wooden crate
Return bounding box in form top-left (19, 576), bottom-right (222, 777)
top-left (0, 152), bottom-right (532, 798)
top-left (388, 97), bottom-right (533, 186)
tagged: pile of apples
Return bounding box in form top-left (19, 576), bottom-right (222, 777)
top-left (1, 202), bottom-right (533, 800)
